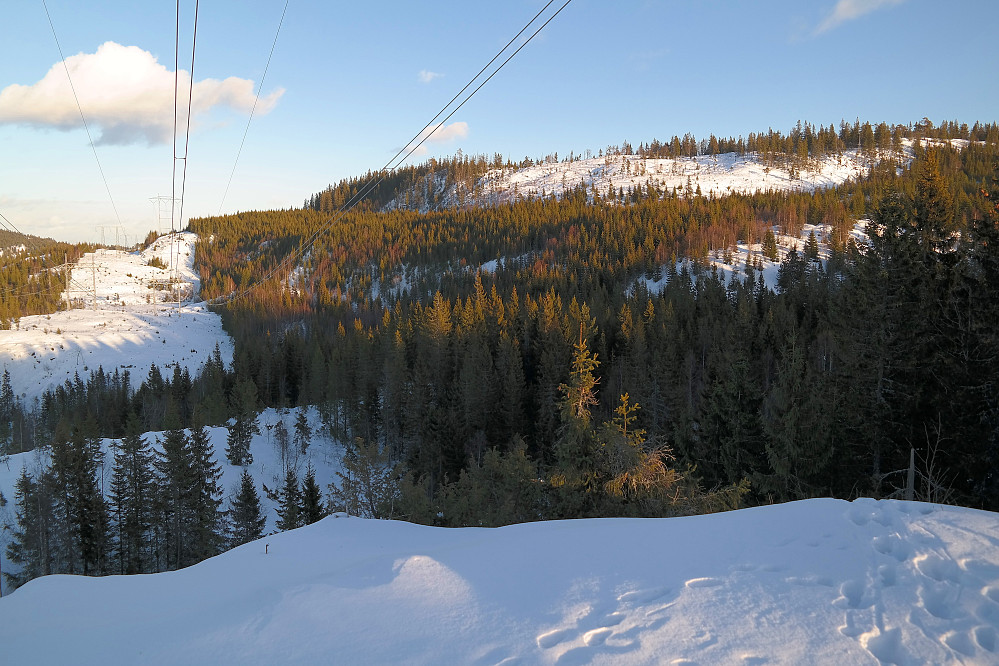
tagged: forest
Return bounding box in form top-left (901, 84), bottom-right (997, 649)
top-left (3, 119), bottom-right (998, 590)
top-left (0, 231), bottom-right (92, 329)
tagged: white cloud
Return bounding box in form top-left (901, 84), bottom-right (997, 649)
top-left (816, 0), bottom-right (907, 33)
top-left (0, 41), bottom-right (284, 145)
top-left (418, 70), bottom-right (442, 84)
top-left (405, 121), bottom-right (469, 158)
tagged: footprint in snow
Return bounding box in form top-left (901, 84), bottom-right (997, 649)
top-left (617, 586), bottom-right (673, 605)
top-left (685, 577), bottom-right (723, 589)
top-left (536, 628), bottom-right (574, 649)
top-left (974, 626), bottom-right (997, 652)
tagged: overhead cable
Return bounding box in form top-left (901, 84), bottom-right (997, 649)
top-left (40, 0), bottom-right (123, 228)
top-left (213, 0), bottom-right (574, 305)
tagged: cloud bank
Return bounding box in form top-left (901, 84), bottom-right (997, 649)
top-left (0, 42), bottom-right (284, 145)
top-left (816, 0), bottom-right (907, 33)
top-left (406, 121), bottom-right (469, 157)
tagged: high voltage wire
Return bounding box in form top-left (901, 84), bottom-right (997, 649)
top-left (218, 0), bottom-right (290, 215)
top-left (40, 0), bottom-right (123, 228)
top-left (169, 0), bottom-right (199, 299)
top-left (212, 0), bottom-right (575, 306)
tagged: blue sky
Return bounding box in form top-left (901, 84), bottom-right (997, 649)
top-left (0, 0), bottom-right (995, 243)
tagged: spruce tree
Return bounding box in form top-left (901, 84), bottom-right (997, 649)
top-left (188, 423), bottom-right (225, 562)
top-left (805, 230), bottom-right (820, 262)
top-left (49, 424), bottom-right (110, 576)
top-left (4, 468), bottom-right (56, 589)
top-left (275, 468), bottom-right (302, 531)
top-left (225, 378), bottom-right (258, 466)
top-left (762, 229), bottom-right (779, 262)
top-left (154, 411), bottom-right (193, 570)
top-left (300, 464), bottom-right (325, 525)
top-left (109, 413), bottom-right (155, 574)
top-left (229, 470), bottom-right (266, 547)
top-left (294, 410), bottom-right (312, 455)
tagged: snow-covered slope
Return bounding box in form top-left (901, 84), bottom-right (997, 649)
top-left (1, 498), bottom-right (997, 664)
top-left (0, 232), bottom-right (233, 403)
top-left (388, 148), bottom-right (899, 213)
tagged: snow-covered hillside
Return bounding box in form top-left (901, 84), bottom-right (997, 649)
top-left (388, 148), bottom-right (899, 214)
top-left (0, 232), bottom-right (233, 403)
top-left (1, 498), bottom-right (997, 664)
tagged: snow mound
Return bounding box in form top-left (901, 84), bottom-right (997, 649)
top-left (1, 498), bottom-right (997, 664)
top-left (0, 232), bottom-right (233, 403)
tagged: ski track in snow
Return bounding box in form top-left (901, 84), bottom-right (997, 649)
top-left (0, 231), bottom-right (234, 403)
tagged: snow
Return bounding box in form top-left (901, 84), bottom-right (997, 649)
top-left (0, 498), bottom-right (997, 664)
top-left (388, 148), bottom-right (899, 213)
top-left (0, 231), bottom-right (234, 403)
top-left (630, 221), bottom-right (871, 294)
top-left (0, 405), bottom-right (345, 590)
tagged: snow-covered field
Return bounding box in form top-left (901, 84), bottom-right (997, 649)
top-left (0, 232), bottom-right (233, 403)
top-left (0, 498), bottom-right (997, 665)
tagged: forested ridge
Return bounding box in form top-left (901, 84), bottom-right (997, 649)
top-left (189, 136), bottom-right (999, 510)
top-left (4, 119), bottom-right (999, 591)
top-left (0, 231), bottom-right (92, 329)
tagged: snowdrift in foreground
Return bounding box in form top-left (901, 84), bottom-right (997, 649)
top-left (2, 498), bottom-right (997, 665)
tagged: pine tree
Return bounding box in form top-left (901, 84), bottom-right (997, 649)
top-left (228, 470), bottom-right (266, 547)
top-left (551, 332), bottom-right (604, 516)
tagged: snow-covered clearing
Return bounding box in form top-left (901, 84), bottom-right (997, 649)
top-left (0, 232), bottom-right (233, 403)
top-left (389, 147), bottom-right (907, 213)
top-left (1, 498), bottom-right (997, 664)
top-left (633, 221), bottom-right (872, 294)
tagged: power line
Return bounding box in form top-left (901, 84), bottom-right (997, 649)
top-left (212, 0), bottom-right (575, 305)
top-left (177, 0), bottom-right (200, 231)
top-left (218, 0), bottom-right (290, 215)
top-left (168, 0), bottom-right (199, 305)
top-left (40, 0), bottom-right (123, 228)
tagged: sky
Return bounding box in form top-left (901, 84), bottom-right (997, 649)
top-left (0, 0), bottom-right (996, 244)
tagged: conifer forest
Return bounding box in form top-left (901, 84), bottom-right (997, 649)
top-left (3, 119), bottom-right (999, 590)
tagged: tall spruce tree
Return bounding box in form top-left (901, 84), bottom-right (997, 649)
top-left (154, 411), bottom-right (193, 570)
top-left (4, 468), bottom-right (56, 589)
top-left (49, 424), bottom-right (110, 576)
top-left (109, 413), bottom-right (155, 574)
top-left (229, 470), bottom-right (266, 547)
top-left (226, 378), bottom-right (258, 466)
top-left (188, 423), bottom-right (225, 562)
top-left (301, 464), bottom-right (326, 525)
top-left (275, 468), bottom-right (302, 531)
